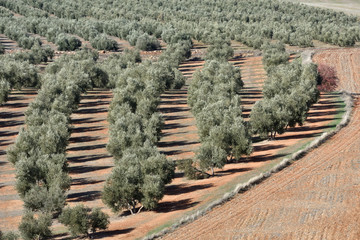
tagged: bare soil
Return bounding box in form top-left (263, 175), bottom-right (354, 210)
top-left (0, 34), bottom-right (22, 53)
top-left (0, 89), bottom-right (38, 231)
top-left (162, 48), bottom-right (360, 239)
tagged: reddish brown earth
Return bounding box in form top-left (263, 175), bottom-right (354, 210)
top-left (161, 49), bottom-right (360, 239)
top-left (0, 53), bottom-right (342, 239)
top-left (0, 89), bottom-right (37, 231)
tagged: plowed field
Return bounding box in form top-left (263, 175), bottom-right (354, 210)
top-left (161, 49), bottom-right (360, 239)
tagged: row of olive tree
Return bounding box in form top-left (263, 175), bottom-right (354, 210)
top-left (187, 41), bottom-right (252, 176)
top-left (12, 43), bottom-right (54, 64)
top-left (102, 40), bottom-right (191, 214)
top-left (250, 59), bottom-right (319, 139)
top-left (0, 55), bottom-right (39, 104)
top-left (18, 0), bottom-right (360, 48)
top-left (7, 49), bottom-right (109, 240)
top-left (103, 62), bottom-right (177, 214)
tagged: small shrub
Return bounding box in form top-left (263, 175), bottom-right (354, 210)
top-left (0, 79), bottom-right (10, 104)
top-left (0, 231), bottom-right (19, 240)
top-left (18, 36), bottom-right (42, 50)
top-left (0, 43), bottom-right (4, 54)
top-left (56, 34), bottom-right (82, 51)
top-left (317, 64), bottom-right (338, 92)
top-left (136, 33), bottom-right (160, 51)
top-left (59, 205), bottom-right (109, 237)
top-left (90, 34), bottom-right (118, 51)
top-left (19, 212), bottom-right (52, 240)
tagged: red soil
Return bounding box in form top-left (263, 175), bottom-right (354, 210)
top-left (162, 49), bottom-right (360, 239)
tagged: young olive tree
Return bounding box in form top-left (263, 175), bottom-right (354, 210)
top-left (59, 205), bottom-right (109, 237)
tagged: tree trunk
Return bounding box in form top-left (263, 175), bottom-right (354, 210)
top-left (137, 205), bottom-right (144, 214)
top-left (128, 204), bottom-right (134, 215)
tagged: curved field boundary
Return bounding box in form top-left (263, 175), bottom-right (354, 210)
top-left (145, 90), bottom-right (353, 240)
top-left (155, 49), bottom-right (360, 239)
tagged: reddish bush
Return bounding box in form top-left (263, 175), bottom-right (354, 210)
top-left (317, 64), bottom-right (338, 92)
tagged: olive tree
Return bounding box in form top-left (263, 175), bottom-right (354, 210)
top-left (19, 212), bottom-right (52, 240)
top-left (59, 205), bottom-right (109, 237)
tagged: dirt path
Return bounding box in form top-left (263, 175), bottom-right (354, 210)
top-left (0, 34), bottom-right (21, 53)
top-left (0, 89), bottom-right (37, 231)
top-left (161, 49), bottom-right (360, 239)
top-left (65, 89), bottom-right (113, 210)
top-left (158, 60), bottom-right (204, 161)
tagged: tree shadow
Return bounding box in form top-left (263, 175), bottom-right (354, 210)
top-left (311, 104), bottom-right (344, 110)
top-left (162, 122), bottom-right (188, 130)
top-left (0, 111), bottom-right (23, 119)
top-left (160, 149), bottom-right (186, 156)
top-left (71, 117), bottom-right (103, 124)
top-left (71, 178), bottom-right (104, 186)
top-left (75, 108), bottom-right (108, 115)
top-left (81, 94), bottom-right (111, 100)
top-left (163, 115), bottom-right (189, 121)
top-left (69, 165), bottom-right (111, 174)
top-left (307, 110), bottom-right (343, 117)
top-left (158, 140), bottom-right (198, 148)
top-left (275, 132), bottom-right (320, 141)
top-left (67, 154), bottom-right (110, 163)
top-left (159, 106), bottom-right (190, 113)
top-left (92, 228), bottom-right (134, 239)
top-left (3, 102), bottom-right (29, 108)
top-left (160, 94), bottom-right (187, 100)
top-left (67, 143), bottom-right (106, 152)
top-left (162, 131), bottom-right (189, 137)
top-left (173, 171), bottom-right (185, 179)
top-left (165, 183), bottom-right (213, 196)
top-left (287, 124), bottom-right (335, 132)
top-left (253, 144), bottom-right (286, 152)
top-left (241, 153), bottom-right (288, 163)
top-left (0, 131), bottom-right (18, 138)
top-left (0, 140), bottom-right (11, 147)
top-left (155, 198), bottom-right (199, 213)
top-left (71, 126), bottom-right (104, 133)
top-left (67, 190), bottom-right (101, 202)
top-left (306, 117), bottom-right (340, 123)
top-left (216, 167), bottom-right (253, 176)
top-left (69, 136), bottom-right (101, 143)
top-left (79, 101), bottom-right (110, 108)
top-left (0, 120), bottom-right (23, 128)
top-left (160, 100), bottom-right (187, 105)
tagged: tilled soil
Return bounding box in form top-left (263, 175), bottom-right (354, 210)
top-left (0, 89), bottom-right (38, 231)
top-left (161, 49), bottom-right (360, 240)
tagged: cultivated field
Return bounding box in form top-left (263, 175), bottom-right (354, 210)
top-left (0, 51), bottom-right (344, 239)
top-left (291, 0), bottom-right (360, 16)
top-left (161, 48), bottom-right (360, 240)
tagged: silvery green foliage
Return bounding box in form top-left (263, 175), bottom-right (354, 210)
top-left (188, 60), bottom-right (251, 174)
top-left (251, 60), bottom-right (319, 138)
